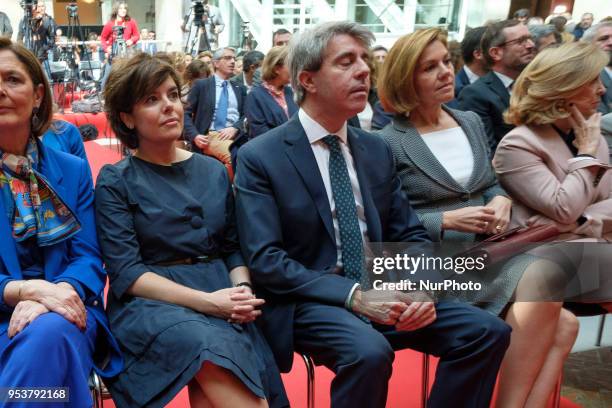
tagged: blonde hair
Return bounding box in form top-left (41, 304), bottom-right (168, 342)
top-left (377, 28), bottom-right (447, 114)
top-left (505, 42), bottom-right (607, 126)
top-left (261, 46), bottom-right (289, 81)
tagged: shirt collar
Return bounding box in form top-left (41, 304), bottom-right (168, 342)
top-left (298, 108), bottom-right (348, 145)
top-left (463, 65), bottom-right (480, 84)
top-left (493, 71), bottom-right (514, 90)
top-left (605, 66), bottom-right (612, 81)
top-left (214, 74), bottom-right (228, 86)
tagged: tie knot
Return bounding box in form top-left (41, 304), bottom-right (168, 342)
top-left (322, 135), bottom-right (341, 151)
top-left (221, 80), bottom-right (228, 88)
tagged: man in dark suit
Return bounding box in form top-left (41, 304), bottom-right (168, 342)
top-left (455, 26), bottom-right (487, 97)
top-left (582, 22), bottom-right (612, 114)
top-left (230, 50), bottom-right (263, 92)
top-left (235, 21), bottom-right (510, 408)
top-left (184, 46), bottom-right (247, 176)
top-left (458, 20), bottom-right (535, 153)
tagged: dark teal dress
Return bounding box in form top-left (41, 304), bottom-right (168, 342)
top-left (94, 154), bottom-right (288, 408)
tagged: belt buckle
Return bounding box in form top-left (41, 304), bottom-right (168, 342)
top-left (194, 255), bottom-right (210, 263)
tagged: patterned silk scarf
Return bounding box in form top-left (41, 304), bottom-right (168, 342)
top-left (0, 138), bottom-right (81, 246)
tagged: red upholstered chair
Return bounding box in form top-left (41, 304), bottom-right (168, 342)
top-left (53, 112), bottom-right (115, 138)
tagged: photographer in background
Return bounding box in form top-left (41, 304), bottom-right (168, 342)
top-left (99, 1), bottom-right (139, 90)
top-left (17, 2), bottom-right (56, 63)
top-left (0, 10), bottom-right (12, 38)
top-left (100, 1), bottom-right (139, 59)
top-left (182, 0), bottom-right (225, 53)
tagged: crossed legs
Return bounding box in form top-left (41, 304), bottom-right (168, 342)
top-left (188, 362), bottom-right (268, 408)
top-left (495, 259), bottom-right (579, 408)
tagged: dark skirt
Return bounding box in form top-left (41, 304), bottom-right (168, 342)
top-left (105, 260), bottom-right (288, 408)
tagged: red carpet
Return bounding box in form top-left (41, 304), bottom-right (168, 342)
top-left (100, 350), bottom-right (581, 407)
top-left (84, 141), bottom-right (582, 408)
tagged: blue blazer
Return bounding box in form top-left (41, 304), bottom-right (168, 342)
top-left (234, 115), bottom-right (431, 372)
top-left (183, 76), bottom-right (248, 152)
top-left (457, 71), bottom-right (514, 154)
top-left (454, 67), bottom-right (471, 98)
top-left (0, 144), bottom-right (122, 377)
top-left (245, 84), bottom-right (298, 139)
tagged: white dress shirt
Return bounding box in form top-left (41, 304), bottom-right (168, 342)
top-left (211, 74), bottom-right (239, 130)
top-left (463, 65), bottom-right (480, 84)
top-left (298, 109), bottom-right (367, 305)
top-left (421, 127), bottom-right (474, 187)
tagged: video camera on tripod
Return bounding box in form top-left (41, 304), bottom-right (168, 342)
top-left (19, 0), bottom-right (38, 12)
top-left (66, 2), bottom-right (78, 19)
top-left (192, 0), bottom-right (214, 29)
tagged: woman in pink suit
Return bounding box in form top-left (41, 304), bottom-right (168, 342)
top-left (493, 42), bottom-right (612, 314)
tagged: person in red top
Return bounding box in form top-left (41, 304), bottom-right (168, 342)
top-left (100, 1), bottom-right (139, 59)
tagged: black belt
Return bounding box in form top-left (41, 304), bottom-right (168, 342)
top-left (155, 255), bottom-right (219, 267)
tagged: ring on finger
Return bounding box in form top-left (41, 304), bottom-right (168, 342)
top-left (495, 225), bottom-right (502, 232)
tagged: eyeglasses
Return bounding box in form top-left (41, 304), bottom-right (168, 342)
top-left (498, 35), bottom-right (534, 47)
top-left (220, 56), bottom-right (235, 61)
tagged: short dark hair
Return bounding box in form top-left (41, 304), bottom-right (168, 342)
top-left (242, 50), bottom-right (265, 72)
top-left (184, 59), bottom-right (211, 85)
top-left (103, 53), bottom-right (182, 149)
top-left (481, 19), bottom-right (521, 67)
top-left (0, 38), bottom-right (52, 138)
top-left (513, 8), bottom-right (530, 19)
top-left (461, 26), bottom-right (486, 63)
top-left (372, 45), bottom-right (388, 53)
top-left (550, 16), bottom-right (568, 32)
top-left (273, 28), bottom-right (291, 43)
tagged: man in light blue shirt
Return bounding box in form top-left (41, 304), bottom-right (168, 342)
top-left (184, 47), bottom-right (247, 176)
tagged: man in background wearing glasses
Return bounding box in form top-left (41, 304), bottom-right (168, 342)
top-left (458, 19), bottom-right (535, 153)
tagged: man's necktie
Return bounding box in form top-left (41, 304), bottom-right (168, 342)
top-left (322, 135), bottom-right (366, 286)
top-left (214, 80), bottom-right (228, 130)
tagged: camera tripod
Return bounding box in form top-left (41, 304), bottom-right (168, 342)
top-left (239, 21), bottom-right (256, 52)
top-left (52, 3), bottom-right (101, 113)
top-left (183, 1), bottom-right (215, 55)
top-left (19, 0), bottom-right (37, 52)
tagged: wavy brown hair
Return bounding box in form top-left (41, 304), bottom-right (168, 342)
top-left (377, 28), bottom-right (447, 115)
top-left (103, 53), bottom-right (182, 149)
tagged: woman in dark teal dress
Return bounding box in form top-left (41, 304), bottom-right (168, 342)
top-left (95, 53), bottom-right (288, 408)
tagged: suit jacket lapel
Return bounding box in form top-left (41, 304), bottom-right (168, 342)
top-left (37, 146), bottom-right (66, 280)
top-left (206, 77), bottom-right (216, 114)
top-left (347, 128), bottom-right (382, 241)
top-left (485, 72), bottom-right (510, 106)
top-left (443, 106), bottom-right (488, 189)
top-left (457, 68), bottom-right (469, 87)
top-left (283, 117), bottom-right (335, 242)
top-left (0, 196), bottom-right (20, 277)
top-left (392, 115), bottom-right (466, 192)
top-left (231, 81), bottom-right (243, 110)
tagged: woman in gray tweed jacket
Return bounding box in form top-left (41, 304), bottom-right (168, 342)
top-left (376, 28), bottom-right (578, 408)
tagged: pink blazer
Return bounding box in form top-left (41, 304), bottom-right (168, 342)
top-left (493, 124), bottom-right (612, 241)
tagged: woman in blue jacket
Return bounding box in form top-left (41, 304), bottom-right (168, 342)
top-left (245, 46), bottom-right (298, 138)
top-left (0, 38), bottom-right (122, 407)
